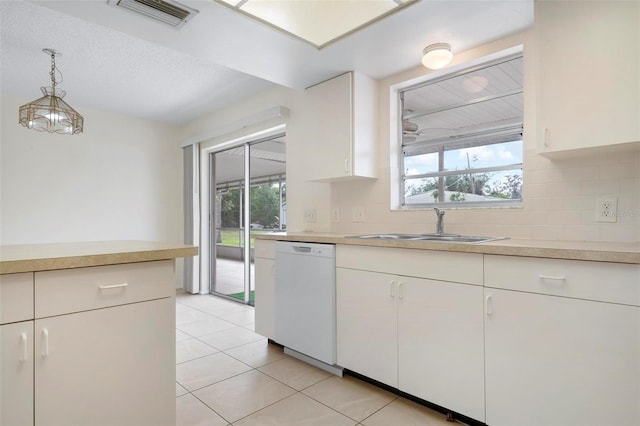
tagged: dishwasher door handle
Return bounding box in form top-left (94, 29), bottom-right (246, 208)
top-left (291, 246), bottom-right (312, 254)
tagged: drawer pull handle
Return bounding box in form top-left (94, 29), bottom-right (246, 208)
top-left (398, 282), bottom-right (404, 300)
top-left (42, 328), bottom-right (49, 357)
top-left (486, 295), bottom-right (493, 316)
top-left (99, 283), bottom-right (129, 290)
top-left (20, 333), bottom-right (28, 362)
top-left (539, 274), bottom-right (565, 282)
top-left (390, 281), bottom-right (396, 298)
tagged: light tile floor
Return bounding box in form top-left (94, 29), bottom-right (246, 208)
top-left (175, 290), bottom-right (454, 426)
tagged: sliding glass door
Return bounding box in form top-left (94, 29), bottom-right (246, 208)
top-left (210, 134), bottom-right (286, 304)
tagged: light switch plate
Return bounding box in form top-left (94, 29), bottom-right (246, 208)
top-left (304, 208), bottom-right (317, 223)
top-left (352, 206), bottom-right (365, 222)
top-left (331, 208), bottom-right (341, 223)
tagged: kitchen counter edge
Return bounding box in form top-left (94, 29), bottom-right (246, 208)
top-left (0, 240), bottom-right (199, 274)
top-left (255, 233), bottom-right (640, 264)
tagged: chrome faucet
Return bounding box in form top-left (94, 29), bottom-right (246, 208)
top-left (434, 207), bottom-right (445, 236)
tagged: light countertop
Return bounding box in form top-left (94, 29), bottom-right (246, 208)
top-left (255, 232), bottom-right (640, 264)
top-left (0, 240), bottom-right (199, 274)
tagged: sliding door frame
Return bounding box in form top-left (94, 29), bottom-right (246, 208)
top-left (206, 130), bottom-right (285, 304)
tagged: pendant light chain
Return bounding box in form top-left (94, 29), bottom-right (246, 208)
top-left (49, 50), bottom-right (56, 96)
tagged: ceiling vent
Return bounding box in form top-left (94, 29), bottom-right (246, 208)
top-left (107, 0), bottom-right (199, 29)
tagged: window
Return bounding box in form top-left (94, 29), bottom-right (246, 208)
top-left (400, 53), bottom-right (523, 208)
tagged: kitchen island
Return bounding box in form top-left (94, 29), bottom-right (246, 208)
top-left (254, 233), bottom-right (639, 426)
top-left (0, 240), bottom-right (197, 426)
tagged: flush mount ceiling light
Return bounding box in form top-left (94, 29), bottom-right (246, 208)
top-left (19, 49), bottom-right (84, 135)
top-left (421, 43), bottom-right (453, 70)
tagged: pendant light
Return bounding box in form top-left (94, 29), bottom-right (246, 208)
top-left (421, 43), bottom-right (453, 70)
top-left (19, 49), bottom-right (84, 135)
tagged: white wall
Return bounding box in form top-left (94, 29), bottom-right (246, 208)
top-left (179, 85), bottom-right (332, 235)
top-left (329, 30), bottom-right (640, 243)
top-left (179, 85), bottom-right (333, 292)
top-left (1, 94), bottom-right (186, 281)
top-left (183, 29), bottom-right (640, 244)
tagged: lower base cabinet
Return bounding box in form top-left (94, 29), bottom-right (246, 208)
top-left (1, 260), bottom-right (177, 426)
top-left (35, 298), bottom-right (175, 425)
top-left (399, 277), bottom-right (484, 421)
top-left (1, 321), bottom-right (34, 426)
top-left (337, 267), bottom-right (485, 421)
top-left (485, 289), bottom-right (640, 426)
top-left (254, 240), bottom-right (276, 341)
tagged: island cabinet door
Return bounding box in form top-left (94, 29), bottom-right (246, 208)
top-left (34, 298), bottom-right (175, 426)
top-left (1, 321), bottom-right (34, 426)
top-left (485, 289), bottom-right (640, 426)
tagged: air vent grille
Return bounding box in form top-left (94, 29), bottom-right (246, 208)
top-left (108, 0), bottom-right (199, 29)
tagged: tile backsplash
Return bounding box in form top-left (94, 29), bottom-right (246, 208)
top-left (330, 149), bottom-right (640, 243)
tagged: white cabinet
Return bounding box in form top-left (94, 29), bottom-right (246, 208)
top-left (398, 276), bottom-right (484, 421)
top-left (484, 255), bottom-right (640, 425)
top-left (336, 268), bottom-right (398, 387)
top-left (535, 0), bottom-right (640, 156)
top-left (0, 260), bottom-right (177, 426)
top-left (34, 298), bottom-right (175, 426)
top-left (336, 245), bottom-right (485, 421)
top-left (302, 72), bottom-right (377, 182)
top-left (1, 321), bottom-right (34, 426)
top-left (1, 272), bottom-right (34, 426)
top-left (254, 240), bottom-right (276, 340)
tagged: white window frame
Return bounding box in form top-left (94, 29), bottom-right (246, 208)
top-left (390, 46), bottom-right (524, 210)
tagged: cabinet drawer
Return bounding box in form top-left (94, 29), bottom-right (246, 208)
top-left (0, 273), bottom-right (34, 324)
top-left (255, 240), bottom-right (275, 259)
top-left (337, 245), bottom-right (482, 285)
top-left (485, 255), bottom-right (640, 306)
top-left (35, 260), bottom-right (174, 318)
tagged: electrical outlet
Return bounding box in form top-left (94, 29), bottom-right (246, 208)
top-left (596, 197), bottom-right (618, 223)
top-left (331, 207), bottom-right (341, 223)
top-left (352, 206), bottom-right (366, 222)
top-left (304, 208), bottom-right (316, 223)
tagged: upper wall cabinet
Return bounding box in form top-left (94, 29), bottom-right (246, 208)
top-left (302, 72), bottom-right (377, 182)
top-left (535, 0), bottom-right (640, 157)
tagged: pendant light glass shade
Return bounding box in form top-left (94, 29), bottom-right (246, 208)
top-left (19, 49), bottom-right (84, 135)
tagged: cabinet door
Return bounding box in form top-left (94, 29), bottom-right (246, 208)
top-left (536, 0), bottom-right (640, 155)
top-left (398, 278), bottom-right (484, 421)
top-left (1, 321), bottom-right (34, 426)
top-left (254, 257), bottom-right (275, 340)
top-left (336, 268), bottom-right (398, 387)
top-left (485, 289), bottom-right (640, 426)
top-left (35, 298), bottom-right (175, 426)
top-left (304, 73), bottom-right (353, 181)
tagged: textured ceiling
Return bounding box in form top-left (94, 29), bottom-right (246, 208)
top-left (0, 0), bottom-right (533, 126)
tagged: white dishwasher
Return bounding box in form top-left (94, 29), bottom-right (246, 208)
top-left (274, 241), bottom-right (336, 365)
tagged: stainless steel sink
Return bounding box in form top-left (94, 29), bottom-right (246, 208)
top-left (347, 233), bottom-right (507, 243)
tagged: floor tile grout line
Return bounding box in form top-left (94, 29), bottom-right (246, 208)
top-left (177, 366), bottom-right (255, 394)
top-left (357, 396), bottom-right (401, 424)
top-left (178, 294), bottom-right (400, 424)
top-left (185, 362), bottom-right (299, 425)
top-left (221, 348), bottom-right (289, 369)
top-left (299, 388), bottom-right (369, 423)
top-left (184, 388), bottom-right (234, 425)
top-left (176, 304), bottom-right (255, 327)
top-left (177, 336), bottom-right (271, 367)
